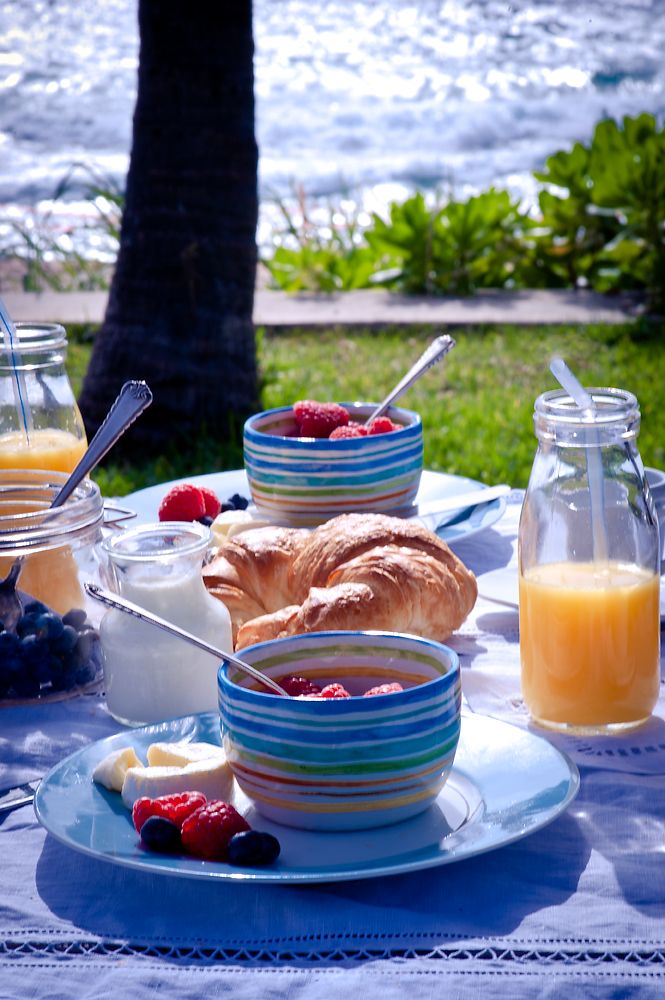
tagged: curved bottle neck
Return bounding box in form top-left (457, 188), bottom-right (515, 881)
top-left (534, 388), bottom-right (640, 448)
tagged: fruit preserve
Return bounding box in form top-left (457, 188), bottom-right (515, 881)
top-left (0, 469), bottom-right (104, 701)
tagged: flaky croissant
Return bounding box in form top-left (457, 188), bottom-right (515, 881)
top-left (203, 513), bottom-right (477, 649)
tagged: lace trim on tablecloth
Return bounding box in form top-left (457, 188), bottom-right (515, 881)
top-left (2, 936), bottom-right (665, 970)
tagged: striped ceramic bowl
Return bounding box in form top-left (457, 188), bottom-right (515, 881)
top-left (218, 631), bottom-right (461, 831)
top-left (243, 402), bottom-right (423, 526)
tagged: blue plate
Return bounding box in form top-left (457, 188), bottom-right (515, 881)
top-left (34, 713), bottom-right (579, 884)
top-left (118, 469), bottom-right (507, 546)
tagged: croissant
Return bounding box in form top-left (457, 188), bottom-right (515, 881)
top-left (204, 513), bottom-right (477, 649)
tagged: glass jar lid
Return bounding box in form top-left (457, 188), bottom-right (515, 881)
top-left (0, 469), bottom-right (103, 552)
top-left (100, 521), bottom-right (211, 563)
top-left (0, 323), bottom-right (67, 363)
top-left (534, 387), bottom-right (641, 446)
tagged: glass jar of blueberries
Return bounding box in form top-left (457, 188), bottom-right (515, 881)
top-left (0, 469), bottom-right (104, 701)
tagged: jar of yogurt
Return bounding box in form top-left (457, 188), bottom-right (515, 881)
top-left (99, 521), bottom-right (233, 726)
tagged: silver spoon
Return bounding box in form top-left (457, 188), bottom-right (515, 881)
top-left (84, 582), bottom-right (289, 697)
top-left (364, 334), bottom-right (456, 425)
top-left (0, 381), bottom-right (153, 624)
top-left (51, 380), bottom-right (153, 508)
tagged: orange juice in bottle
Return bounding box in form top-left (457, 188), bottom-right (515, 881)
top-left (518, 386), bottom-right (660, 734)
top-left (0, 323), bottom-right (87, 474)
top-left (519, 561), bottom-right (659, 729)
top-left (0, 428), bottom-right (86, 473)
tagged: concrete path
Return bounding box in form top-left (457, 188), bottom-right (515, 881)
top-left (2, 287), bottom-right (643, 327)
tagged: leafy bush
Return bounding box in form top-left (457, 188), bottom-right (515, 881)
top-left (364, 189), bottom-right (530, 295)
top-left (262, 186), bottom-right (376, 292)
top-left (532, 113), bottom-right (665, 306)
top-left (2, 115), bottom-right (663, 309)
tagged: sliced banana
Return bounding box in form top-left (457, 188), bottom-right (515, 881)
top-left (92, 747), bottom-right (144, 793)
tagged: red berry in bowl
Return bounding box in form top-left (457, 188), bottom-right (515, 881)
top-left (158, 484), bottom-right (206, 522)
top-left (280, 675), bottom-right (322, 697)
top-left (329, 423), bottom-right (369, 440)
top-left (364, 682), bottom-right (404, 696)
top-left (132, 791), bottom-right (207, 833)
top-left (181, 800), bottom-right (250, 861)
top-left (319, 683), bottom-right (351, 698)
top-left (293, 400), bottom-right (349, 438)
top-left (367, 416), bottom-right (401, 435)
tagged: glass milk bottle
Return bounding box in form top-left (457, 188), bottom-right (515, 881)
top-left (99, 521), bottom-right (233, 726)
top-left (0, 323), bottom-right (87, 473)
top-left (518, 387), bottom-right (660, 734)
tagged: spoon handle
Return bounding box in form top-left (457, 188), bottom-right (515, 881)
top-left (84, 582), bottom-right (288, 697)
top-left (51, 381), bottom-right (153, 509)
top-left (365, 334), bottom-right (456, 425)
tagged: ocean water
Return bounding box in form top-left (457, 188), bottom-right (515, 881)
top-left (0, 0), bottom-right (664, 244)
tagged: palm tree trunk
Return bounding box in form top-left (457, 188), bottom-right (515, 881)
top-left (79, 0), bottom-right (259, 456)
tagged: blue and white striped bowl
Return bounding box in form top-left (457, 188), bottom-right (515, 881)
top-left (243, 402), bottom-right (423, 526)
top-left (218, 631), bottom-right (461, 831)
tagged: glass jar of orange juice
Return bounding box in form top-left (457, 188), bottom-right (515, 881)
top-left (519, 387), bottom-right (660, 734)
top-left (0, 323), bottom-right (87, 473)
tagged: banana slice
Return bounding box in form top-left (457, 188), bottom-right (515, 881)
top-left (92, 747), bottom-right (143, 793)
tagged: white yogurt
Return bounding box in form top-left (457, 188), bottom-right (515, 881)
top-left (99, 523), bottom-right (232, 726)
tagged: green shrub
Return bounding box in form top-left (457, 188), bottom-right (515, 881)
top-left (365, 189), bottom-right (531, 295)
top-left (532, 113), bottom-right (665, 306)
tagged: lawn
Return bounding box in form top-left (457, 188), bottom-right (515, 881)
top-left (67, 320), bottom-right (665, 498)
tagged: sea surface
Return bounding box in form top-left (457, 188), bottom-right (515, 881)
top-left (0, 0), bottom-right (664, 249)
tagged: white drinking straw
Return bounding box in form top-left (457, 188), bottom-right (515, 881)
top-left (0, 295), bottom-right (33, 442)
top-left (550, 357), bottom-right (608, 561)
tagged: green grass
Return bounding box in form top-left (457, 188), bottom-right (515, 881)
top-left (67, 321), bottom-right (665, 498)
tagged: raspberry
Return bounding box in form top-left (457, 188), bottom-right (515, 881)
top-left (199, 486), bottom-right (222, 519)
top-left (364, 682), bottom-right (404, 696)
top-left (280, 675), bottom-right (322, 697)
top-left (158, 483), bottom-right (206, 522)
top-left (132, 791), bottom-right (207, 833)
top-left (181, 800), bottom-right (251, 861)
top-left (293, 400), bottom-right (349, 438)
top-left (367, 417), bottom-right (401, 435)
top-left (320, 683), bottom-right (351, 698)
top-left (329, 423), bottom-right (368, 440)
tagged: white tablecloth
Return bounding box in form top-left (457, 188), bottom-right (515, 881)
top-left (1, 493), bottom-right (664, 998)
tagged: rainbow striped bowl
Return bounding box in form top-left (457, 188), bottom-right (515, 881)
top-left (218, 631), bottom-right (461, 831)
top-left (243, 402), bottom-right (423, 526)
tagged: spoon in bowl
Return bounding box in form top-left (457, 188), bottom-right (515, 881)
top-left (84, 582), bottom-right (289, 696)
top-left (364, 334), bottom-right (456, 426)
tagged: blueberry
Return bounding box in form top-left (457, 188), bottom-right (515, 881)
top-left (23, 600), bottom-right (49, 616)
top-left (0, 631), bottom-right (20, 657)
top-left (62, 608), bottom-right (88, 631)
top-left (51, 624), bottom-right (79, 657)
top-left (227, 830), bottom-right (281, 867)
top-left (139, 816), bottom-right (182, 853)
top-left (220, 501), bottom-right (235, 513)
top-left (16, 612), bottom-right (45, 638)
top-left (228, 493), bottom-right (249, 511)
top-left (36, 612), bottom-right (64, 641)
top-left (198, 515), bottom-right (214, 527)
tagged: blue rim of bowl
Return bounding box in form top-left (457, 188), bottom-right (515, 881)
top-left (243, 403), bottom-right (422, 449)
top-left (218, 630), bottom-right (460, 709)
